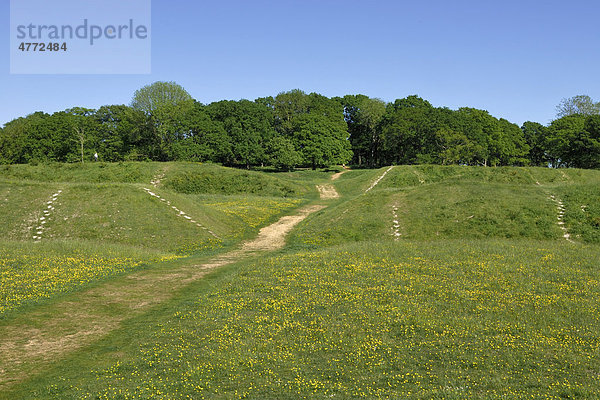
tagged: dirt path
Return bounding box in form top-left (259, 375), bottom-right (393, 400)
top-left (316, 184), bottom-right (339, 199)
top-left (330, 170), bottom-right (347, 181)
top-left (0, 204), bottom-right (324, 391)
top-left (150, 165), bottom-right (170, 188)
top-left (315, 170), bottom-right (347, 199)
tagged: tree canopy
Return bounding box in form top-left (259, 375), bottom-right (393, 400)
top-left (1, 83), bottom-right (598, 170)
top-left (546, 114), bottom-right (600, 168)
top-left (556, 95), bottom-right (600, 118)
top-left (130, 81), bottom-right (193, 115)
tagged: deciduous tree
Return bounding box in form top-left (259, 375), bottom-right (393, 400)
top-left (556, 95), bottom-right (600, 118)
top-left (131, 81), bottom-right (193, 115)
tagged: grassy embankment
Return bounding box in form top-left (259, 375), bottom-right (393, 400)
top-left (2, 163), bottom-right (600, 399)
top-left (0, 162), bottom-right (321, 318)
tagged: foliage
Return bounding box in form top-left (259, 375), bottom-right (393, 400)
top-left (266, 136), bottom-right (302, 171)
top-left (339, 94), bottom-right (387, 166)
top-left (206, 99), bottom-right (275, 168)
top-left (273, 90), bottom-right (353, 169)
top-left (130, 81), bottom-right (193, 115)
top-left (1, 85), bottom-right (599, 170)
top-left (547, 114), bottom-right (600, 168)
top-left (375, 99), bottom-right (530, 167)
top-left (521, 121), bottom-right (549, 166)
top-left (556, 94), bottom-right (600, 118)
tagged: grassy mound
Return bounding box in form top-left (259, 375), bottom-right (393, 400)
top-left (291, 165), bottom-right (600, 247)
top-left (0, 162), bottom-right (319, 198)
top-left (0, 162), bottom-right (159, 183)
top-left (2, 162), bottom-right (600, 399)
top-left (0, 162), bottom-right (315, 317)
top-left (163, 163), bottom-right (313, 197)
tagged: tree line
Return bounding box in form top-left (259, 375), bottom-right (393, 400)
top-left (0, 82), bottom-right (598, 169)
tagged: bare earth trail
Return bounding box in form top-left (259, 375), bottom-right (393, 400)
top-left (315, 169), bottom-right (346, 199)
top-left (0, 203), bottom-right (325, 391)
top-left (150, 164), bottom-right (171, 188)
top-left (330, 170), bottom-right (347, 181)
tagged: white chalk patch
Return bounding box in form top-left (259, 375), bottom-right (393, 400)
top-left (391, 203), bottom-right (401, 241)
top-left (365, 166), bottom-right (394, 193)
top-left (141, 186), bottom-right (219, 239)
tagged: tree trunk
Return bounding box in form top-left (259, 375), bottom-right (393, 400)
top-left (75, 126), bottom-right (85, 164)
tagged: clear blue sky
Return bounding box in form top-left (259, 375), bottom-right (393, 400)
top-left (1, 0), bottom-right (599, 127)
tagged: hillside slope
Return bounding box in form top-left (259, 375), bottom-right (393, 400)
top-left (0, 162), bottom-right (320, 253)
top-left (290, 165), bottom-right (600, 247)
top-left (2, 162), bottom-right (600, 400)
top-left (0, 162), bottom-right (326, 317)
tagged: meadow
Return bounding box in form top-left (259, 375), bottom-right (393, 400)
top-left (11, 241), bottom-right (600, 399)
top-left (0, 241), bottom-right (175, 317)
top-left (1, 163), bottom-right (599, 399)
top-left (0, 163), bottom-right (318, 317)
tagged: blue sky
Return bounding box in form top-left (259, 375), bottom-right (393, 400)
top-left (1, 0), bottom-right (599, 127)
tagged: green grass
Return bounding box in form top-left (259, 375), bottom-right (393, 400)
top-left (191, 194), bottom-right (303, 231)
top-left (9, 240), bottom-right (600, 399)
top-left (1, 162), bottom-right (600, 399)
top-left (0, 162), bottom-right (322, 198)
top-left (45, 183), bottom-right (221, 253)
top-left (0, 162), bottom-right (159, 184)
top-left (376, 165), bottom-right (600, 189)
top-left (163, 163), bottom-right (316, 198)
top-left (332, 168), bottom-right (383, 197)
top-left (0, 165), bottom-right (316, 253)
top-left (394, 182), bottom-right (560, 239)
top-left (289, 190), bottom-right (394, 247)
top-left (556, 184), bottom-right (600, 242)
top-left (0, 240), bottom-right (173, 318)
top-left (290, 165), bottom-right (600, 247)
top-left (0, 162), bottom-right (323, 321)
top-left (0, 182), bottom-right (59, 240)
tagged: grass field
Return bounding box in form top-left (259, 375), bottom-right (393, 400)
top-left (1, 163), bottom-right (599, 399)
top-left (10, 240), bottom-right (600, 399)
top-left (0, 163), bottom-right (318, 317)
top-left (0, 241), bottom-right (174, 318)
